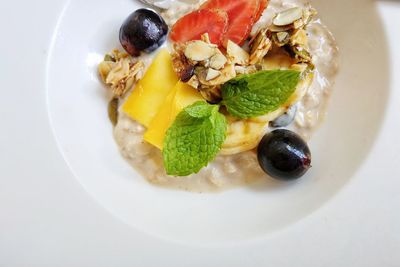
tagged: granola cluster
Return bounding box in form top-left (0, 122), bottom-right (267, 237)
top-left (171, 6), bottom-right (316, 103)
top-left (98, 50), bottom-right (145, 97)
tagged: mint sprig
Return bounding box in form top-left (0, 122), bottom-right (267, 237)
top-left (162, 70), bottom-right (301, 176)
top-left (163, 101), bottom-right (227, 176)
top-left (221, 70), bottom-right (300, 119)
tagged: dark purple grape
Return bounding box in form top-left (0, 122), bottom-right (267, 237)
top-left (257, 129), bottom-right (311, 181)
top-left (119, 9), bottom-right (168, 56)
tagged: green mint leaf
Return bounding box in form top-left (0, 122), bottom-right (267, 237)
top-left (221, 70), bottom-right (300, 118)
top-left (163, 101), bottom-right (227, 176)
top-left (185, 101), bottom-right (216, 118)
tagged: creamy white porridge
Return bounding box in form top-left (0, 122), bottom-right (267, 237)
top-left (112, 0), bottom-right (339, 192)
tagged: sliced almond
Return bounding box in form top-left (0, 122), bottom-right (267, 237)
top-left (130, 61), bottom-right (145, 80)
top-left (205, 68), bottom-right (221, 81)
top-left (98, 61), bottom-right (114, 83)
top-left (249, 29), bottom-right (272, 65)
top-left (277, 32), bottom-right (289, 43)
top-left (272, 31), bottom-right (290, 47)
top-left (273, 7), bottom-right (303, 26)
top-left (184, 41), bottom-right (217, 62)
top-left (102, 59), bottom-right (144, 97)
top-left (197, 64), bottom-right (236, 86)
top-left (269, 24), bottom-right (294, 32)
top-left (226, 40), bottom-right (250, 66)
top-left (187, 75), bottom-right (199, 89)
top-left (209, 53), bottom-right (227, 70)
top-left (105, 59), bottom-right (130, 85)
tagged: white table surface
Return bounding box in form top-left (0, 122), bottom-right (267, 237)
top-left (0, 1), bottom-right (399, 266)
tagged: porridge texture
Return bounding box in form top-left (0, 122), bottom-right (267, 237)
top-left (113, 0), bottom-right (339, 192)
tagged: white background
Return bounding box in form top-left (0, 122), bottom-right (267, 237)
top-left (1, 0), bottom-right (399, 266)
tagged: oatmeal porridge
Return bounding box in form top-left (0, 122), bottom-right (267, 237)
top-left (99, 0), bottom-right (339, 192)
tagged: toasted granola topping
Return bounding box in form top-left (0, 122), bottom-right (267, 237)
top-left (226, 40), bottom-right (250, 66)
top-left (249, 28), bottom-right (272, 65)
top-left (205, 68), bottom-right (221, 81)
top-left (196, 64), bottom-right (236, 86)
top-left (209, 53), bottom-right (228, 70)
top-left (98, 50), bottom-right (144, 97)
top-left (172, 43), bottom-right (195, 81)
top-left (277, 32), bottom-right (289, 43)
top-left (187, 75), bottom-right (200, 89)
top-left (273, 7), bottom-right (303, 26)
top-left (184, 40), bottom-right (218, 62)
top-left (169, 6), bottom-right (316, 107)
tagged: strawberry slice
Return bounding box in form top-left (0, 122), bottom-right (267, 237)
top-left (254, 0), bottom-right (270, 22)
top-left (201, 0), bottom-right (260, 46)
top-left (170, 9), bottom-right (228, 46)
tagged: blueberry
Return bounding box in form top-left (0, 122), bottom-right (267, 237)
top-left (269, 105), bottom-right (297, 128)
top-left (257, 129), bottom-right (311, 181)
top-left (119, 9), bottom-right (168, 56)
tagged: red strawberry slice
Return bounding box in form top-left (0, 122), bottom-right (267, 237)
top-left (254, 0), bottom-right (270, 22)
top-left (170, 9), bottom-right (228, 46)
top-left (201, 0), bottom-right (260, 46)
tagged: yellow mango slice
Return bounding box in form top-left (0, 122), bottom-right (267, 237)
top-left (144, 82), bottom-right (204, 149)
top-left (122, 49), bottom-right (178, 127)
top-left (171, 82), bottom-right (206, 117)
top-left (143, 85), bottom-right (178, 150)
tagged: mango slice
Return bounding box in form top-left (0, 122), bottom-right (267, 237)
top-left (122, 49), bottom-right (178, 127)
top-left (143, 85), bottom-right (178, 150)
top-left (144, 81), bottom-right (204, 149)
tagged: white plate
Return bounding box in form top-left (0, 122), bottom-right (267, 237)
top-left (1, 0), bottom-right (400, 265)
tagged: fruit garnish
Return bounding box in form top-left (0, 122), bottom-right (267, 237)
top-left (122, 49), bottom-right (178, 127)
top-left (257, 129), bottom-right (311, 180)
top-left (269, 105), bottom-right (298, 128)
top-left (170, 9), bottom-right (228, 46)
top-left (254, 0), bottom-right (270, 22)
top-left (200, 0), bottom-right (260, 46)
top-left (120, 9), bottom-right (168, 56)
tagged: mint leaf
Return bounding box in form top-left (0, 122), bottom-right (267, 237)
top-left (221, 70), bottom-right (300, 119)
top-left (163, 101), bottom-right (227, 176)
top-left (185, 102), bottom-right (214, 118)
